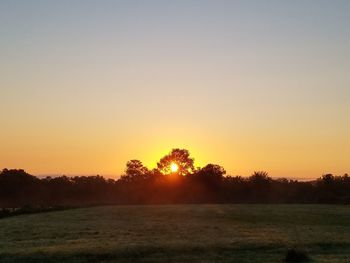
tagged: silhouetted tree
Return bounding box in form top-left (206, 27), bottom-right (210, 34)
top-left (1, 150), bottom-right (350, 210)
top-left (0, 169), bottom-right (41, 207)
top-left (196, 164), bottom-right (226, 179)
top-left (157, 148), bottom-right (195, 176)
top-left (190, 164), bottom-right (226, 202)
top-left (120, 160), bottom-right (149, 182)
top-left (248, 171), bottom-right (272, 202)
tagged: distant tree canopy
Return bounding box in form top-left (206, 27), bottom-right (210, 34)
top-left (196, 164), bottom-right (226, 179)
top-left (1, 149), bottom-right (350, 209)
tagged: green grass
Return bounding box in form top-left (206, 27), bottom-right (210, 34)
top-left (0, 205), bottom-right (349, 262)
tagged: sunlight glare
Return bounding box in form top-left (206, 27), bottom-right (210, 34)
top-left (170, 162), bottom-right (178, 173)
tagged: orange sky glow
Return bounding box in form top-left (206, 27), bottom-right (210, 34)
top-left (1, 1), bottom-right (349, 179)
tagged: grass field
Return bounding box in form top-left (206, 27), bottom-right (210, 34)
top-left (0, 205), bottom-right (349, 262)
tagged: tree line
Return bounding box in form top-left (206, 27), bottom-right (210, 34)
top-left (1, 149), bottom-right (349, 210)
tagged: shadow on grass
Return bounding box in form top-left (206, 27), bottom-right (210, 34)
top-left (285, 248), bottom-right (310, 262)
top-left (1, 243), bottom-right (349, 262)
top-left (0, 245), bottom-right (285, 263)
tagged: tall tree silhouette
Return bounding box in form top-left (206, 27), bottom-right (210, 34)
top-left (120, 160), bottom-right (149, 182)
top-left (157, 148), bottom-right (195, 176)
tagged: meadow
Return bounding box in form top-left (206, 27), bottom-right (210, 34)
top-left (0, 205), bottom-right (349, 262)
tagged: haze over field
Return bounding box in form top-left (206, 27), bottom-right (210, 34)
top-left (1, 0), bottom-right (350, 178)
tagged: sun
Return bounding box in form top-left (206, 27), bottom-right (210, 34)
top-left (170, 162), bottom-right (178, 173)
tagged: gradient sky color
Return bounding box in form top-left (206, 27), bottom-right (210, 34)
top-left (1, 0), bottom-right (349, 179)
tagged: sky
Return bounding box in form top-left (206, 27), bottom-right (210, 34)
top-left (1, 0), bottom-right (349, 179)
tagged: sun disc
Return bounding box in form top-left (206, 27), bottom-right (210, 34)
top-left (170, 163), bottom-right (178, 173)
